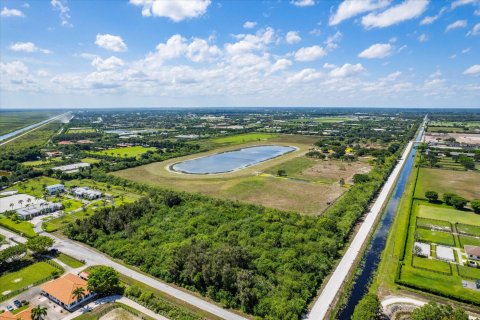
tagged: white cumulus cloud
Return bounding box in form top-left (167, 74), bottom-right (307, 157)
top-left (467, 23), bottom-right (480, 36)
top-left (463, 64), bottom-right (480, 75)
top-left (10, 42), bottom-right (52, 54)
top-left (91, 56), bottom-right (125, 70)
top-left (51, 0), bottom-right (72, 27)
top-left (270, 59), bottom-right (292, 73)
top-left (451, 0), bottom-right (479, 9)
top-left (1, 7), bottom-right (25, 17)
top-left (446, 20), bottom-right (467, 32)
top-left (358, 43), bottom-right (392, 58)
top-left (420, 7), bottom-right (446, 25)
top-left (285, 31), bottom-right (301, 44)
top-left (290, 0), bottom-right (315, 7)
top-left (95, 34), bottom-right (128, 52)
top-left (361, 0), bottom-right (429, 29)
top-left (294, 45), bottom-right (326, 61)
top-left (130, 0), bottom-right (211, 22)
top-left (329, 63), bottom-right (365, 78)
top-left (287, 68), bottom-right (322, 83)
top-left (329, 0), bottom-right (390, 26)
top-left (243, 21), bottom-right (257, 29)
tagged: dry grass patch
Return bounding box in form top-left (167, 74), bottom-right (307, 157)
top-left (302, 159), bottom-right (372, 183)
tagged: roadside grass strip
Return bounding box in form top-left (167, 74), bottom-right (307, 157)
top-left (416, 217), bottom-right (452, 232)
top-left (411, 256), bottom-right (452, 275)
top-left (415, 228), bottom-right (455, 246)
top-left (56, 253), bottom-right (85, 268)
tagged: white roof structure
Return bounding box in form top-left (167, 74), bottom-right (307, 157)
top-left (414, 242), bottom-right (430, 257)
top-left (0, 194), bottom-right (36, 213)
top-left (436, 245), bottom-right (455, 262)
top-left (52, 162), bottom-right (90, 172)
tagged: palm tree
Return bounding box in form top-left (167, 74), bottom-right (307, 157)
top-left (71, 287), bottom-right (85, 302)
top-left (26, 198), bottom-right (32, 206)
top-left (31, 305), bottom-right (47, 320)
top-left (18, 199), bottom-right (24, 208)
top-left (9, 203), bottom-right (14, 210)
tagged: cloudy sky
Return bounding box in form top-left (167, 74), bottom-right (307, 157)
top-left (1, 0), bottom-right (479, 108)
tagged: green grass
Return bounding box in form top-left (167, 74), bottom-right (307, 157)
top-left (42, 208), bottom-right (94, 232)
top-left (211, 133), bottom-right (277, 144)
top-left (457, 265), bottom-right (480, 280)
top-left (416, 217), bottom-right (452, 232)
top-left (81, 157), bottom-right (101, 164)
top-left (412, 256), bottom-right (452, 274)
top-left (12, 304), bottom-right (29, 315)
top-left (89, 146), bottom-right (156, 159)
top-left (458, 235), bottom-right (480, 247)
top-left (56, 253), bottom-right (85, 268)
top-left (415, 228), bottom-right (455, 246)
top-left (0, 121), bottom-right (63, 152)
top-left (0, 261), bottom-right (61, 292)
top-left (416, 202), bottom-right (480, 226)
top-left (22, 157), bottom-right (62, 167)
top-left (414, 167), bottom-right (480, 200)
top-left (66, 127), bottom-right (96, 134)
top-left (61, 199), bottom-right (83, 212)
top-left (456, 223), bottom-right (480, 236)
top-left (293, 116), bottom-right (354, 123)
top-left (3, 176), bottom-right (60, 197)
top-left (0, 110), bottom-right (60, 136)
top-left (264, 156), bottom-right (317, 180)
top-left (0, 216), bottom-right (36, 238)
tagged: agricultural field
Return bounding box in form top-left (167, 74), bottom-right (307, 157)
top-left (89, 146), bottom-right (156, 159)
top-left (21, 157), bottom-right (62, 167)
top-left (293, 116), bottom-right (355, 123)
top-left (81, 157), bottom-right (102, 164)
top-left (210, 133), bottom-right (277, 145)
top-left (414, 167), bottom-right (480, 200)
top-left (0, 110), bottom-right (60, 136)
top-left (66, 127), bottom-right (96, 134)
top-left (0, 121), bottom-right (63, 152)
top-left (0, 261), bottom-right (61, 293)
top-left (113, 137), bottom-right (352, 215)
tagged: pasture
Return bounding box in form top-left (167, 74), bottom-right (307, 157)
top-left (414, 167), bottom-right (480, 200)
top-left (89, 146), bottom-right (156, 159)
top-left (210, 133), bottom-right (277, 145)
top-left (0, 111), bottom-right (59, 136)
top-left (66, 127), bottom-right (96, 134)
top-left (113, 137), bottom-right (351, 215)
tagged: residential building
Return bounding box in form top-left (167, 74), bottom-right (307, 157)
top-left (52, 162), bottom-right (90, 174)
top-left (465, 245), bottom-right (480, 261)
top-left (0, 307), bottom-right (32, 320)
top-left (16, 201), bottom-right (62, 220)
top-left (41, 273), bottom-right (96, 311)
top-left (45, 184), bottom-right (65, 194)
top-left (72, 187), bottom-right (102, 200)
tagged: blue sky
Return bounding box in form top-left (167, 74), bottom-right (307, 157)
top-left (0, 0), bottom-right (479, 108)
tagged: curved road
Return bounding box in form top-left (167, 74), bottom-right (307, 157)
top-left (307, 119), bottom-right (426, 320)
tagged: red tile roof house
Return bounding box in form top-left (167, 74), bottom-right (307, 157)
top-left (0, 307), bottom-right (32, 320)
top-left (465, 245), bottom-right (480, 261)
top-left (40, 273), bottom-right (97, 311)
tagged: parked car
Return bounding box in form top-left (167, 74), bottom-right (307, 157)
top-left (13, 300), bottom-right (22, 308)
top-left (6, 305), bottom-right (14, 311)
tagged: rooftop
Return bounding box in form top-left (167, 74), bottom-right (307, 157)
top-left (465, 245), bottom-right (480, 257)
top-left (41, 273), bottom-right (90, 306)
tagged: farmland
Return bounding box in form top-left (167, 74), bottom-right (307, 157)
top-left (89, 146), bottom-right (157, 159)
top-left (210, 133), bottom-right (277, 145)
top-left (0, 110), bottom-right (60, 136)
top-left (0, 121), bottom-right (63, 152)
top-left (66, 127), bottom-right (96, 134)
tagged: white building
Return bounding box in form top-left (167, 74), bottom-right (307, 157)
top-left (16, 201), bottom-right (62, 220)
top-left (72, 187), bottom-right (102, 200)
top-left (52, 162), bottom-right (90, 174)
top-left (45, 184), bottom-right (65, 194)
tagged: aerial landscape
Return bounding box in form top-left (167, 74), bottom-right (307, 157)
top-left (0, 0), bottom-right (479, 320)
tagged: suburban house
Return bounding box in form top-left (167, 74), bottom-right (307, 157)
top-left (41, 273), bottom-right (96, 311)
top-left (0, 307), bottom-right (32, 320)
top-left (72, 187), bottom-right (102, 200)
top-left (52, 162), bottom-right (90, 174)
top-left (16, 201), bottom-right (62, 220)
top-left (465, 245), bottom-right (480, 261)
top-left (46, 183), bottom-right (65, 194)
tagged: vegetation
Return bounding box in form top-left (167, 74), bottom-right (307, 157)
top-left (425, 190), bottom-right (438, 202)
top-left (89, 146), bottom-right (157, 159)
top-left (410, 302), bottom-right (468, 320)
top-left (26, 236), bottom-right (54, 254)
top-left (87, 266), bottom-right (122, 296)
top-left (0, 216), bottom-right (36, 238)
top-left (0, 261), bottom-right (61, 292)
top-left (211, 133), bottom-right (277, 144)
top-left (56, 253), bottom-right (85, 268)
top-left (31, 305), bottom-right (48, 320)
top-left (351, 294), bottom-right (382, 320)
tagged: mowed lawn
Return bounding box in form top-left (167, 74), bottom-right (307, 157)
top-left (211, 133), bottom-right (277, 144)
top-left (0, 261), bottom-right (60, 292)
top-left (89, 146), bottom-right (156, 159)
top-left (415, 167), bottom-right (480, 200)
top-left (3, 176), bottom-right (60, 197)
top-left (0, 216), bottom-right (36, 238)
top-left (416, 203), bottom-right (480, 225)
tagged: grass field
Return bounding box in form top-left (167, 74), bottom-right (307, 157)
top-left (412, 256), bottom-right (451, 274)
top-left (0, 216), bottom-right (36, 237)
top-left (0, 261), bottom-right (61, 293)
top-left (61, 198), bottom-right (83, 212)
top-left (22, 157), bottom-right (62, 167)
top-left (415, 167), bottom-right (480, 200)
top-left (416, 228), bottom-right (455, 246)
top-left (293, 116), bottom-right (354, 123)
top-left (89, 146), bottom-right (156, 159)
top-left (0, 121), bottom-right (63, 152)
top-left (416, 217), bottom-right (452, 232)
top-left (417, 203), bottom-right (480, 225)
top-left (456, 223), bottom-right (480, 236)
top-left (113, 137), bottom-right (347, 215)
top-left (457, 265), bottom-right (480, 280)
top-left (0, 111), bottom-right (60, 136)
top-left (211, 133), bottom-right (277, 144)
top-left (56, 253), bottom-right (85, 268)
top-left (458, 235), bottom-right (480, 247)
top-left (81, 157), bottom-right (101, 164)
top-left (3, 176), bottom-right (60, 197)
top-left (66, 127), bottom-right (96, 134)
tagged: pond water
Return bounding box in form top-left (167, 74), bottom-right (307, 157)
top-left (171, 145), bottom-right (296, 174)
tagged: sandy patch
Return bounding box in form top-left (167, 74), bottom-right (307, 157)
top-left (13, 277), bottom-right (22, 283)
top-left (2, 290), bottom-right (11, 295)
top-left (100, 308), bottom-right (140, 320)
top-left (303, 160), bottom-right (372, 183)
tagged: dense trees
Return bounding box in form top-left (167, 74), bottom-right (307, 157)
top-left (410, 302), bottom-right (468, 320)
top-left (0, 244), bottom-right (26, 268)
top-left (87, 266), bottom-right (121, 296)
top-left (425, 191), bottom-right (439, 203)
top-left (471, 200), bottom-right (480, 214)
top-left (27, 236), bottom-right (54, 254)
top-left (351, 294), bottom-right (382, 320)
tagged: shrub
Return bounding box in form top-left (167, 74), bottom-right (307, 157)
top-left (425, 191), bottom-right (438, 203)
top-left (352, 294), bottom-right (382, 320)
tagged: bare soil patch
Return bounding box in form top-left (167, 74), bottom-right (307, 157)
top-left (100, 308), bottom-right (140, 320)
top-left (303, 160), bottom-right (372, 183)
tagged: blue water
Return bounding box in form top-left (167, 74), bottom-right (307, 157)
top-left (0, 114), bottom-right (62, 142)
top-left (337, 123), bottom-right (425, 320)
top-left (171, 145), bottom-right (295, 174)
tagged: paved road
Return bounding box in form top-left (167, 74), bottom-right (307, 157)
top-left (0, 227), bottom-right (246, 320)
top-left (306, 138), bottom-right (417, 320)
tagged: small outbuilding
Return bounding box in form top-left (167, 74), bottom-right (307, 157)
top-left (465, 245), bottom-right (480, 261)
